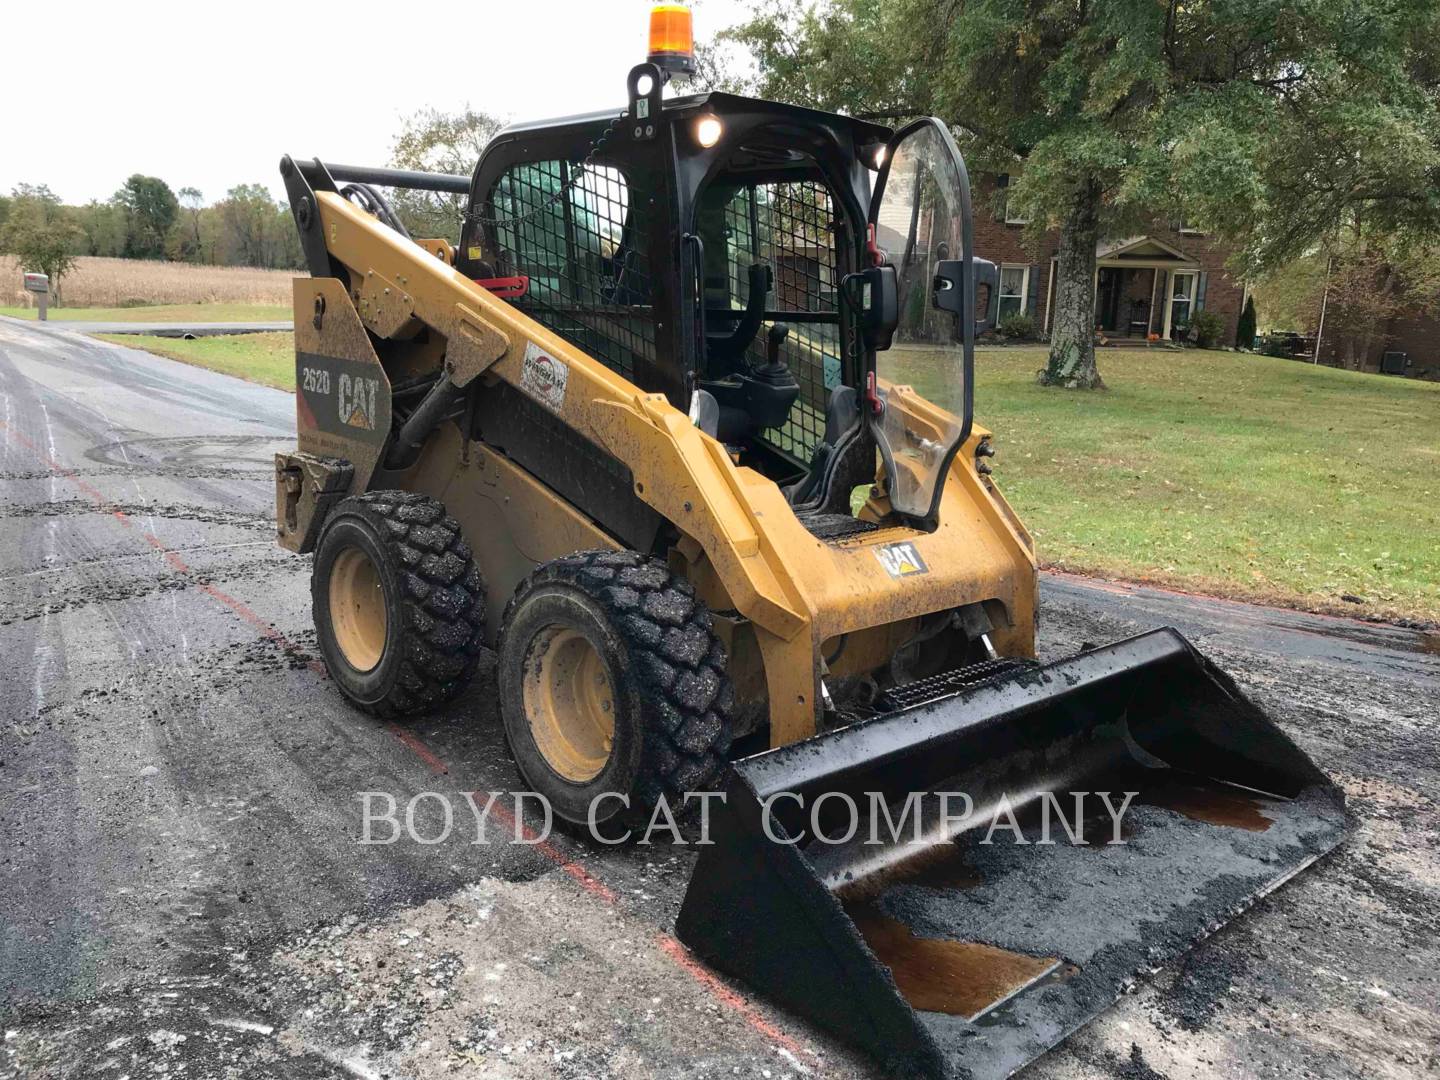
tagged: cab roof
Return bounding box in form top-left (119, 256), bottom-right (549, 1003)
top-left (496, 91), bottom-right (894, 149)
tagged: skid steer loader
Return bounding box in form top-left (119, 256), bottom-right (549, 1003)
top-left (273, 12), bottom-right (1349, 1076)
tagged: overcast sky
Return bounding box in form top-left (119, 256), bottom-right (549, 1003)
top-left (5, 0), bottom-right (754, 206)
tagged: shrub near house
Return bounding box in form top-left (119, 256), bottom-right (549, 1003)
top-left (997, 312), bottom-right (1038, 340)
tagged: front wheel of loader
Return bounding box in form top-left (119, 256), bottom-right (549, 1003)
top-left (312, 491), bottom-right (485, 716)
top-left (498, 550), bottom-right (734, 830)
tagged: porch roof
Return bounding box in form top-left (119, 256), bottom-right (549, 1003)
top-left (1094, 236), bottom-right (1199, 268)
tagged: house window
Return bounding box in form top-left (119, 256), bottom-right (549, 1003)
top-left (1169, 271), bottom-right (1197, 336)
top-left (998, 265), bottom-right (1029, 321)
top-left (996, 174), bottom-right (1030, 225)
top-left (1178, 218), bottom-right (1206, 235)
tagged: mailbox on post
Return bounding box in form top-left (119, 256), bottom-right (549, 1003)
top-left (22, 272), bottom-right (50, 321)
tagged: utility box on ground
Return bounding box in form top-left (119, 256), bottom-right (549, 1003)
top-left (1380, 350), bottom-right (1409, 376)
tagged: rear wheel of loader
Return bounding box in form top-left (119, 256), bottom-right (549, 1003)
top-left (312, 491), bottom-right (485, 716)
top-left (498, 550), bottom-right (733, 830)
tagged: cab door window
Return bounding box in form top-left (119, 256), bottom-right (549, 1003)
top-left (698, 177), bottom-right (844, 463)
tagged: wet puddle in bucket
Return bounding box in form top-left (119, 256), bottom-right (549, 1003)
top-left (1137, 773), bottom-right (1278, 833)
top-left (890, 847), bottom-right (985, 892)
top-left (845, 903), bottom-right (1062, 1020)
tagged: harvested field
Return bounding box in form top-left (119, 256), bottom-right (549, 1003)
top-left (0, 255), bottom-right (293, 308)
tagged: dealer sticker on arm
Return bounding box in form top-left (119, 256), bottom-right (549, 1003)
top-left (520, 341), bottom-right (569, 413)
top-left (875, 541), bottom-right (929, 578)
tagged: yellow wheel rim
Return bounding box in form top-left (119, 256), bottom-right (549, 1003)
top-left (329, 545), bottom-right (387, 672)
top-left (522, 626), bottom-right (616, 783)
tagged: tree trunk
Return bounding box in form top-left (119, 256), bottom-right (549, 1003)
top-left (1355, 265), bottom-right (1396, 372)
top-left (1039, 182), bottom-right (1104, 390)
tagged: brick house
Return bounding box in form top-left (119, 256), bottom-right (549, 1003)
top-left (972, 175), bottom-right (1247, 344)
top-left (1316, 301), bottom-right (1440, 379)
top-left (1359, 310), bottom-right (1440, 376)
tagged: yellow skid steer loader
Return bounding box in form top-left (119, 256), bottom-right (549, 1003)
top-left (274, 17), bottom-right (1349, 1077)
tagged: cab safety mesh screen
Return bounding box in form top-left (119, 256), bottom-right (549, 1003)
top-left (489, 162), bottom-right (656, 384)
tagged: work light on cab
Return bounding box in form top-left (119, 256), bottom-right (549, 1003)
top-left (647, 3), bottom-right (695, 77)
top-left (695, 115), bottom-right (723, 147)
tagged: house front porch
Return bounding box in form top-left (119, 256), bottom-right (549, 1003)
top-left (1043, 237), bottom-right (1209, 341)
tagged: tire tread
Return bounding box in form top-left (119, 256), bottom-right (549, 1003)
top-left (321, 491), bottom-right (485, 716)
top-left (502, 550), bottom-right (733, 812)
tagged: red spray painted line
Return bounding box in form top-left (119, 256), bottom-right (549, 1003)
top-left (0, 417), bottom-right (814, 1062)
top-left (655, 934), bottom-right (810, 1057)
top-left (1, 419), bottom-right (328, 676)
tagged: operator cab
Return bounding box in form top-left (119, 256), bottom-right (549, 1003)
top-left (459, 65), bottom-right (993, 532)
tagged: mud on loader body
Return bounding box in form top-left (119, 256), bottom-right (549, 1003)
top-left (276, 62), bottom-right (1349, 1079)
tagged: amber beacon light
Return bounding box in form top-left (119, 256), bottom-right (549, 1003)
top-left (647, 3), bottom-right (696, 76)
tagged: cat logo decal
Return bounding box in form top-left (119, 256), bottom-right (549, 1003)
top-left (875, 541), bottom-right (929, 578)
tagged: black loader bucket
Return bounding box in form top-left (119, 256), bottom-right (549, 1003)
top-left (676, 628), bottom-right (1351, 1079)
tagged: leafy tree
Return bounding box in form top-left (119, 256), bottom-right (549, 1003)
top-left (691, 40), bottom-right (746, 92)
top-left (213, 184), bottom-right (303, 269)
top-left (75, 200), bottom-right (127, 257)
top-left (723, 0), bottom-right (1440, 390)
top-left (114, 174), bottom-right (179, 259)
top-left (1, 185), bottom-right (81, 301)
top-left (1164, 6), bottom-right (1440, 280)
top-left (388, 106), bottom-right (502, 241)
top-left (1253, 235), bottom-right (1440, 364)
top-left (1236, 294), bottom-right (1257, 350)
top-left (1318, 239), bottom-right (1440, 369)
top-left (1251, 255), bottom-right (1328, 333)
top-left (169, 187), bottom-right (205, 262)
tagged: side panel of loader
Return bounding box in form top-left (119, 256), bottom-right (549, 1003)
top-left (276, 277), bottom-right (391, 553)
top-left (398, 423), bottom-right (623, 644)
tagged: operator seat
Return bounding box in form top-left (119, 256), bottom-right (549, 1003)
top-left (786, 384), bottom-right (869, 514)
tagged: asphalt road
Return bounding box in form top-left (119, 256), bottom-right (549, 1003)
top-left (1, 321), bottom-right (1436, 1080)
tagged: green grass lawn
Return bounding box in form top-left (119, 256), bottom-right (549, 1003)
top-left (1, 302), bottom-right (291, 323)
top-left (961, 347), bottom-right (1440, 624)
top-left (95, 331), bottom-right (296, 391)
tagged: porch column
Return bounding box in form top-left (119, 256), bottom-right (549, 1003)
top-left (1160, 270), bottom-right (1173, 339)
top-left (1146, 268), bottom-right (1158, 337)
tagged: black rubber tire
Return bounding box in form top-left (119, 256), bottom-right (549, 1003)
top-left (498, 550), bottom-right (734, 829)
top-left (312, 491), bottom-right (485, 716)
